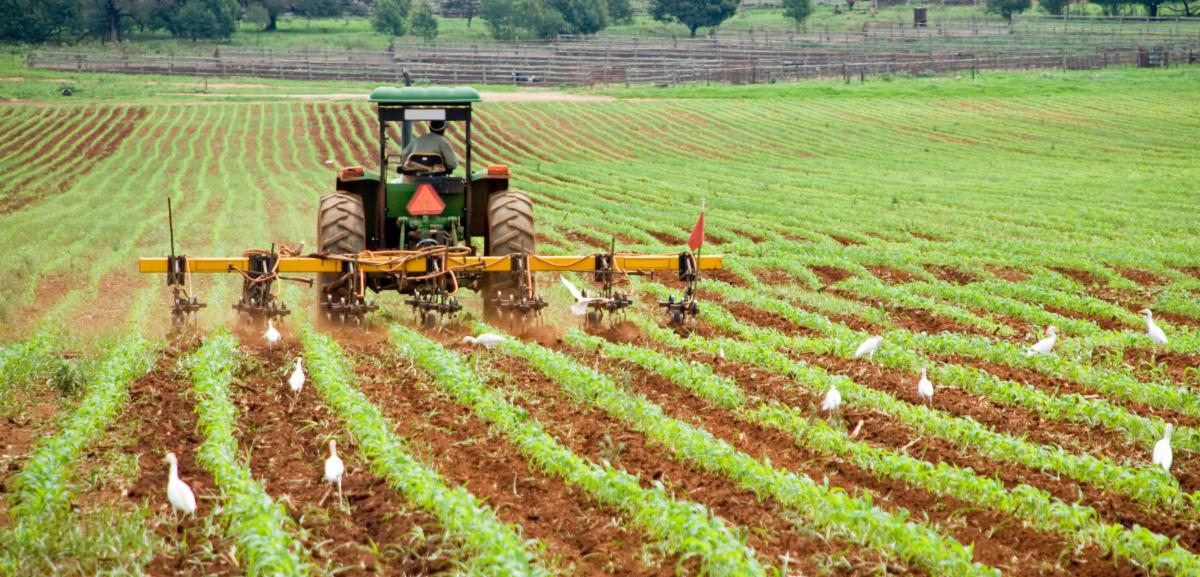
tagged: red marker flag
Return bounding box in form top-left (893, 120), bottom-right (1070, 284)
top-left (687, 202), bottom-right (705, 252)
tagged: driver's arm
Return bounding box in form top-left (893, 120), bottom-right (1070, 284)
top-left (399, 137), bottom-right (415, 160)
top-left (440, 136), bottom-right (459, 171)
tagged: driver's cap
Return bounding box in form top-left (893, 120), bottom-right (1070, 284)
top-left (430, 120), bottom-right (446, 131)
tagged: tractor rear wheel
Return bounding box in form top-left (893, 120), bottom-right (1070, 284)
top-left (481, 190), bottom-right (535, 320)
top-left (317, 192), bottom-right (366, 323)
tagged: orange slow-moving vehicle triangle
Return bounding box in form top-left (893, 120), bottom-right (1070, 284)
top-left (407, 183), bottom-right (445, 216)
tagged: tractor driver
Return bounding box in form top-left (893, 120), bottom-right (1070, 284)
top-left (399, 120), bottom-right (458, 182)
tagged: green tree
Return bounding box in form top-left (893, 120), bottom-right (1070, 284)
top-left (650, 0), bottom-right (739, 37)
top-left (372, 0), bottom-right (410, 35)
top-left (985, 0), bottom-right (1030, 19)
top-left (410, 0), bottom-right (438, 41)
top-left (0, 0), bottom-right (84, 42)
top-left (549, 0), bottom-right (608, 34)
top-left (781, 0), bottom-right (812, 26)
top-left (1134, 0), bottom-right (1163, 15)
top-left (164, 0), bottom-right (238, 39)
top-left (481, 0), bottom-right (564, 38)
top-left (1037, 0), bottom-right (1068, 13)
top-left (293, 0), bottom-right (339, 18)
top-left (442, 0), bottom-right (480, 26)
top-left (607, 0), bottom-right (633, 23)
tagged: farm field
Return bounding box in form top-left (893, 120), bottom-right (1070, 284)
top-left (1, 65), bottom-right (1200, 576)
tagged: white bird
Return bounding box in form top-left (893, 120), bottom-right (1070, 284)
top-left (1153, 424), bottom-right (1173, 474)
top-left (1025, 325), bottom-right (1057, 357)
top-left (165, 452), bottom-right (197, 519)
top-left (917, 367), bottom-right (934, 404)
top-left (1140, 309), bottom-right (1168, 346)
top-left (821, 384), bottom-right (842, 413)
top-left (264, 319), bottom-right (281, 349)
top-left (324, 439), bottom-right (345, 507)
top-left (463, 333), bottom-right (505, 348)
top-left (288, 356), bottom-right (305, 393)
top-left (324, 158), bottom-right (335, 166)
top-left (560, 276), bottom-right (600, 316)
top-left (852, 336), bottom-right (883, 359)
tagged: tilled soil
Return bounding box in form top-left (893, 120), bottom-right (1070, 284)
top-left (0, 387), bottom-right (61, 530)
top-left (343, 341), bottom-right (677, 577)
top-left (120, 343), bottom-right (241, 577)
top-left (569, 347), bottom-right (1135, 577)
top-left (234, 339), bottom-right (453, 577)
top-left (474, 348), bottom-right (902, 576)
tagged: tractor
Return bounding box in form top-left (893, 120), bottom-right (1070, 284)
top-left (139, 86), bottom-right (721, 328)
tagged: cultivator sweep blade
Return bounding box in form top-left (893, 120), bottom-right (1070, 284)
top-left (139, 249), bottom-right (721, 328)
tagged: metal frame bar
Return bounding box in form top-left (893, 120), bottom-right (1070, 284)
top-left (140, 254), bottom-right (723, 274)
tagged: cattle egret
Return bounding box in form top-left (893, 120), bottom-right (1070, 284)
top-left (463, 333), bottom-right (505, 348)
top-left (324, 159), bottom-right (335, 166)
top-left (288, 357), bottom-right (305, 393)
top-left (1140, 309), bottom-right (1168, 346)
top-left (853, 336), bottom-right (883, 359)
top-left (324, 439), bottom-right (345, 507)
top-left (560, 276), bottom-right (599, 316)
top-left (165, 452), bottom-right (197, 519)
top-left (917, 367), bottom-right (934, 404)
top-left (1153, 424), bottom-right (1173, 474)
top-left (1025, 326), bottom-right (1057, 357)
top-left (264, 320), bottom-right (281, 349)
top-left (821, 384), bottom-right (842, 413)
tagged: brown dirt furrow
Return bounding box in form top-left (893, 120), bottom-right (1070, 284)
top-left (0, 107), bottom-right (70, 160)
top-left (301, 103), bottom-right (336, 167)
top-left (1050, 267), bottom-right (1104, 287)
top-left (985, 266), bottom-right (1030, 282)
top-left (477, 348), bottom-right (900, 577)
top-left (826, 288), bottom-right (996, 338)
top-left (342, 340), bottom-right (671, 577)
top-left (1039, 304), bottom-right (1127, 332)
top-left (473, 111), bottom-right (555, 163)
top-left (0, 108), bottom-right (58, 154)
top-left (0, 388), bottom-right (62, 530)
top-left (691, 350), bottom-right (1200, 554)
top-left (865, 266), bottom-right (915, 285)
top-left (1099, 347), bottom-right (1200, 390)
top-left (925, 264), bottom-right (977, 285)
top-left (828, 234), bottom-right (863, 246)
top-left (118, 342), bottom-right (240, 577)
top-left (235, 338), bottom-right (452, 577)
top-left (1154, 310), bottom-right (1200, 331)
top-left (810, 265), bottom-right (853, 286)
top-left (574, 345), bottom-right (1128, 577)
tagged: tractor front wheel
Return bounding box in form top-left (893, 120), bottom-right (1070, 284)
top-left (317, 192), bottom-right (366, 323)
top-left (481, 190), bottom-right (535, 321)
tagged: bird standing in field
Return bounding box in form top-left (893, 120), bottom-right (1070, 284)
top-left (917, 367), bottom-right (934, 405)
top-left (821, 384), bottom-right (842, 414)
top-left (288, 356), bottom-right (305, 393)
top-left (264, 319), bottom-right (281, 349)
top-left (1153, 424), bottom-right (1173, 474)
top-left (853, 336), bottom-right (883, 360)
top-left (561, 276), bottom-right (600, 316)
top-left (324, 439), bottom-right (345, 509)
top-left (1024, 325), bottom-right (1057, 357)
top-left (165, 452), bottom-right (197, 520)
top-left (1140, 309), bottom-right (1168, 346)
top-left (463, 333), bottom-right (505, 348)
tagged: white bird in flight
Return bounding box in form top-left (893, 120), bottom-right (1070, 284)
top-left (165, 452), bottom-right (197, 519)
top-left (821, 384), bottom-right (842, 413)
top-left (853, 336), bottom-right (883, 359)
top-left (1152, 424), bottom-right (1173, 474)
top-left (1025, 325), bottom-right (1057, 357)
top-left (264, 319), bottom-right (281, 349)
top-left (463, 333), bottom-right (505, 348)
top-left (1140, 309), bottom-right (1168, 346)
top-left (324, 439), bottom-right (345, 507)
top-left (560, 276), bottom-right (600, 316)
top-left (917, 367), bottom-right (934, 404)
top-left (288, 356), bottom-right (305, 393)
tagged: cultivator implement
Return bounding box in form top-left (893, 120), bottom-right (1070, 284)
top-left (139, 245), bottom-right (721, 328)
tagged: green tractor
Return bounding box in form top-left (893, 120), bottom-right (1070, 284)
top-left (140, 86), bottom-right (722, 329)
top-left (318, 86), bottom-right (535, 325)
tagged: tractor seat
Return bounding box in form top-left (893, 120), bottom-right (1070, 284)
top-left (400, 152), bottom-right (449, 176)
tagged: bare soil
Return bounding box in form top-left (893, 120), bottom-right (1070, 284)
top-left (925, 264), bottom-right (977, 285)
top-left (865, 265), bottom-right (916, 285)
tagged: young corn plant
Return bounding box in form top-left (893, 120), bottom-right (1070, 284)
top-left (0, 336), bottom-right (155, 574)
top-left (389, 324), bottom-right (769, 577)
top-left (564, 327), bottom-right (1200, 576)
top-left (480, 322), bottom-right (998, 577)
top-left (298, 325), bottom-right (551, 577)
top-left (188, 333), bottom-right (312, 576)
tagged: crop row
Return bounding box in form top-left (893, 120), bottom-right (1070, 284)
top-left (480, 322), bottom-right (998, 577)
top-left (563, 325), bottom-right (1200, 575)
top-left (188, 333), bottom-right (312, 576)
top-left (388, 323), bottom-right (769, 577)
top-left (297, 325), bottom-right (551, 577)
top-left (630, 285), bottom-right (1197, 515)
top-left (0, 336), bottom-right (155, 573)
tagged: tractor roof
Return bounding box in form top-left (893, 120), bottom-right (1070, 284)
top-left (369, 86), bottom-right (482, 104)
